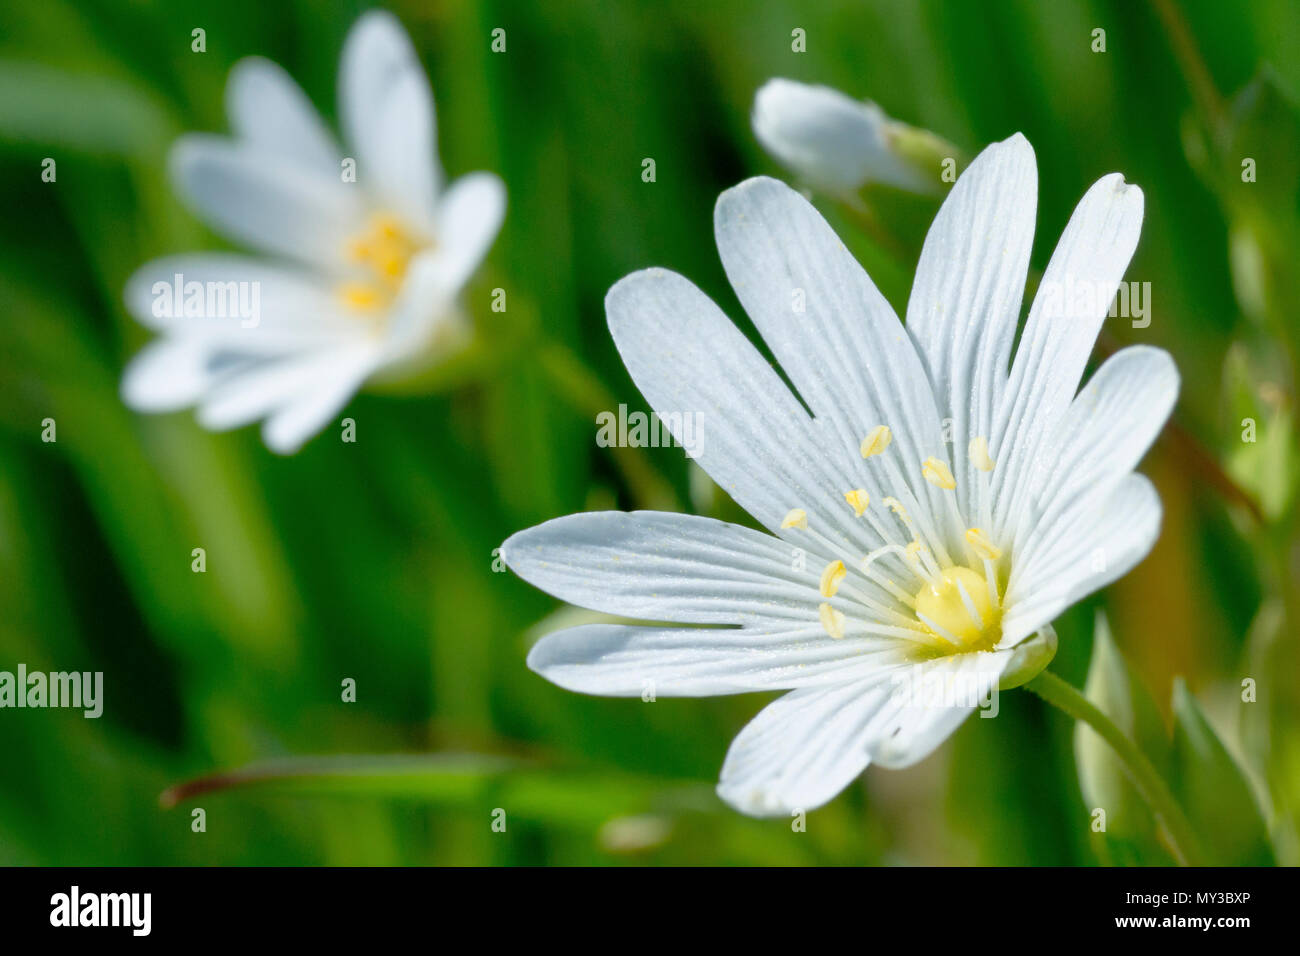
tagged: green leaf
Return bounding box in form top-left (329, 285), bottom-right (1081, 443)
top-left (1171, 678), bottom-right (1275, 865)
top-left (160, 754), bottom-right (717, 831)
top-left (1185, 70), bottom-right (1300, 352)
top-left (0, 59), bottom-right (174, 156)
top-left (1074, 613), bottom-right (1172, 864)
top-left (1222, 342), bottom-right (1297, 519)
top-left (160, 754), bottom-right (518, 808)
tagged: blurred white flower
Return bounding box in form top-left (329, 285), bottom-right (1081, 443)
top-left (122, 11), bottom-right (505, 453)
top-left (752, 78), bottom-right (954, 197)
top-left (505, 134), bottom-right (1177, 817)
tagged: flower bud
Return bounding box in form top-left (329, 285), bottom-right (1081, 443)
top-left (752, 78), bottom-right (959, 197)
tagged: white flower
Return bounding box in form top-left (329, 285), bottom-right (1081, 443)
top-left (503, 134), bottom-right (1178, 817)
top-left (753, 78), bottom-right (951, 197)
top-left (121, 11), bottom-right (505, 453)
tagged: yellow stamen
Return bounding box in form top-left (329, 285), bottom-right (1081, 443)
top-left (969, 436), bottom-right (995, 472)
top-left (781, 508), bottom-right (808, 530)
top-left (819, 559), bottom-right (847, 597)
top-left (339, 281), bottom-right (383, 311)
top-left (860, 425), bottom-right (892, 458)
top-left (378, 254), bottom-right (406, 279)
top-left (965, 527), bottom-right (1002, 561)
top-left (843, 488), bottom-right (869, 516)
top-left (374, 214), bottom-right (403, 239)
top-left (338, 212), bottom-right (422, 312)
top-left (922, 457), bottom-right (956, 490)
top-left (818, 602), bottom-right (846, 640)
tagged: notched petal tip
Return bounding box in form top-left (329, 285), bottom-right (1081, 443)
top-left (1095, 171), bottom-right (1145, 209)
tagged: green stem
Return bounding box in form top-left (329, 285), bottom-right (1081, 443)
top-left (1024, 669), bottom-right (1206, 866)
top-left (1149, 0), bottom-right (1228, 132)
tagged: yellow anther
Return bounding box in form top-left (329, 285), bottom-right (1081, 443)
top-left (819, 559), bottom-right (847, 597)
top-left (882, 496), bottom-right (907, 518)
top-left (339, 282), bottom-right (383, 311)
top-left (781, 508), bottom-right (808, 530)
top-left (843, 488), bottom-right (869, 516)
top-left (860, 425), bottom-right (893, 458)
top-left (922, 457), bottom-right (956, 490)
top-left (341, 213), bottom-right (421, 311)
top-left (818, 602), bottom-right (846, 640)
top-left (965, 527), bottom-right (1002, 561)
top-left (969, 436), bottom-right (995, 472)
top-left (373, 214), bottom-right (404, 239)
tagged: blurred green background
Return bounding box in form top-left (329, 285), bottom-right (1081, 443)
top-left (0, 0), bottom-right (1297, 865)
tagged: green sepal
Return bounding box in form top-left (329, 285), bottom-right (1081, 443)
top-left (1171, 678), bottom-right (1275, 865)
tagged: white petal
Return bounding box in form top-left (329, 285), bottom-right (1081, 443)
top-left (527, 622), bottom-right (902, 698)
top-left (993, 174), bottom-right (1144, 541)
top-left (378, 248), bottom-right (458, 361)
top-left (503, 510), bottom-right (832, 625)
top-left (1016, 345), bottom-right (1177, 555)
top-left (751, 79), bottom-right (931, 195)
top-left (123, 253), bottom-right (354, 349)
top-left (379, 175), bottom-right (505, 361)
top-left (1002, 474), bottom-right (1161, 644)
top-left (121, 338), bottom-right (216, 412)
top-left (261, 348), bottom-right (380, 454)
top-left (906, 134), bottom-right (1036, 525)
top-left (226, 56), bottom-right (340, 175)
top-left (716, 681), bottom-right (886, 816)
top-left (713, 176), bottom-right (958, 561)
top-left (868, 649), bottom-right (1009, 768)
top-left (716, 653), bottom-right (1010, 816)
top-left (339, 10), bottom-right (439, 225)
top-left (170, 135), bottom-right (366, 268)
top-left (432, 172), bottom-right (505, 288)
top-left (196, 353), bottom-right (333, 432)
top-left (196, 345), bottom-right (373, 433)
top-left (605, 268), bottom-right (901, 584)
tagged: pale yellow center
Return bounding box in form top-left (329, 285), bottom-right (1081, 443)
top-left (337, 213), bottom-right (426, 314)
top-left (913, 566), bottom-right (1000, 651)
